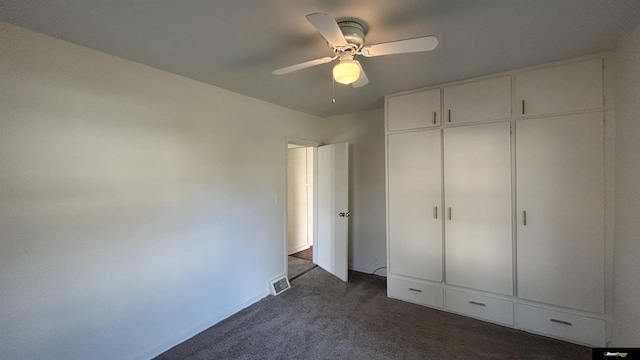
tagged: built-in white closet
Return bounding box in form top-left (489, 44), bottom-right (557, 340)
top-left (385, 57), bottom-right (609, 347)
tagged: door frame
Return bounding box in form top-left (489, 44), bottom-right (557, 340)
top-left (284, 137), bottom-right (320, 277)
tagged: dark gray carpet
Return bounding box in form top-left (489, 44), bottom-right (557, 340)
top-left (287, 256), bottom-right (316, 280)
top-left (155, 268), bottom-right (591, 360)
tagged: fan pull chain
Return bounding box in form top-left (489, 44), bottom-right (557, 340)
top-left (332, 76), bottom-right (336, 104)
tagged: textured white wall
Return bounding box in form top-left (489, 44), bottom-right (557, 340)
top-left (0, 22), bottom-right (321, 360)
top-left (612, 23), bottom-right (640, 346)
top-left (322, 108), bottom-right (387, 275)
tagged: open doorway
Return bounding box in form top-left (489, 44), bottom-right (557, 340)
top-left (285, 140), bottom-right (350, 283)
top-left (287, 143), bottom-right (317, 280)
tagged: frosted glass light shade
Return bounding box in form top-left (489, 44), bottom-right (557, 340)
top-left (333, 60), bottom-right (360, 85)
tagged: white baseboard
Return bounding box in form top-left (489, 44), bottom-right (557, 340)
top-left (132, 289), bottom-right (270, 360)
top-left (287, 243), bottom-right (311, 255)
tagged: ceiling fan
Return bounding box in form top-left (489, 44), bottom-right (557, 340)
top-left (272, 13), bottom-right (439, 87)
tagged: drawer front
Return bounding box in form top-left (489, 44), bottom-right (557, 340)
top-left (445, 289), bottom-right (514, 326)
top-left (516, 304), bottom-right (605, 347)
top-left (388, 277), bottom-right (444, 309)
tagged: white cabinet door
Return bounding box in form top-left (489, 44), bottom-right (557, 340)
top-left (516, 113), bottom-right (604, 313)
top-left (387, 88), bottom-right (441, 131)
top-left (515, 58), bottom-right (603, 117)
top-left (443, 76), bottom-right (511, 125)
top-left (388, 130), bottom-right (442, 281)
top-left (444, 122), bottom-right (513, 295)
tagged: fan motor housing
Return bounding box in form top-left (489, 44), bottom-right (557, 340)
top-left (337, 21), bottom-right (366, 50)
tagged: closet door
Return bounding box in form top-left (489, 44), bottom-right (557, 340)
top-left (388, 130), bottom-right (442, 281)
top-left (444, 122), bottom-right (513, 295)
top-left (516, 113), bottom-right (604, 313)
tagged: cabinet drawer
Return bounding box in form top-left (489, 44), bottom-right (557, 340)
top-left (516, 304), bottom-right (605, 347)
top-left (388, 277), bottom-right (443, 309)
top-left (445, 289), bottom-right (514, 325)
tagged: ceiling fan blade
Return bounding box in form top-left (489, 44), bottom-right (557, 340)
top-left (352, 61), bottom-right (369, 88)
top-left (272, 56), bottom-right (334, 75)
top-left (361, 36), bottom-right (438, 57)
top-left (306, 13), bottom-right (348, 46)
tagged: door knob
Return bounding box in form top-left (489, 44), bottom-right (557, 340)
top-left (338, 212), bottom-right (350, 217)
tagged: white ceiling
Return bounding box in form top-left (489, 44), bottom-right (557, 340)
top-left (2, 0), bottom-right (640, 118)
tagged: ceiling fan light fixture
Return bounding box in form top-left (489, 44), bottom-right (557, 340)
top-left (333, 60), bottom-right (360, 85)
top-left (272, 12), bottom-right (438, 90)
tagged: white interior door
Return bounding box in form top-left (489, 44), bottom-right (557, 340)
top-left (316, 142), bottom-right (349, 282)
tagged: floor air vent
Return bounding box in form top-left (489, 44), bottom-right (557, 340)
top-left (269, 276), bottom-right (291, 295)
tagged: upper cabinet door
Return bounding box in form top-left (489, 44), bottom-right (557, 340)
top-left (443, 76), bottom-right (511, 125)
top-left (515, 58), bottom-right (603, 117)
top-left (387, 88), bottom-right (441, 131)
